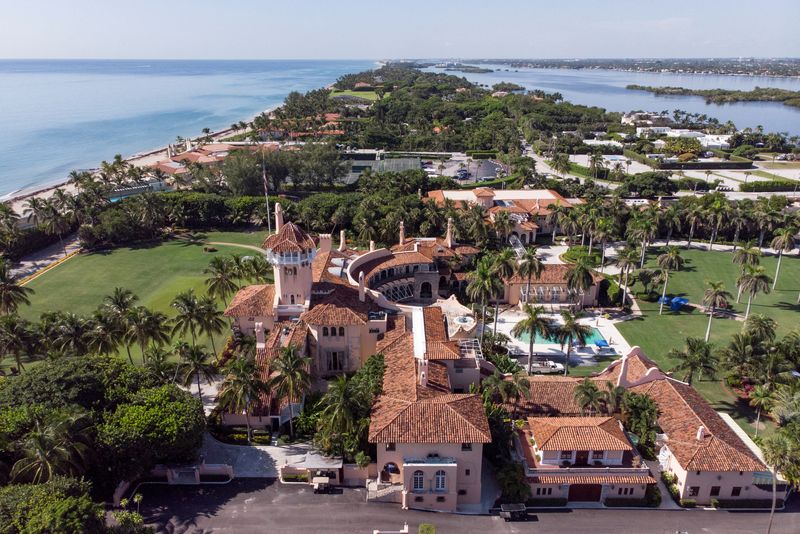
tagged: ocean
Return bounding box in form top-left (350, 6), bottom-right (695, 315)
top-left (2, 59), bottom-right (798, 197)
top-left (0, 59), bottom-right (374, 197)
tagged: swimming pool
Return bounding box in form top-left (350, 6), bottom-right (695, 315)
top-left (515, 327), bottom-right (606, 345)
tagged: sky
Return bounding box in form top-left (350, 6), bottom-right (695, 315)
top-left (0, 0), bottom-right (798, 60)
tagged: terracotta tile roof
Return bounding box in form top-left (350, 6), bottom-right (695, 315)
top-left (250, 321), bottom-right (308, 416)
top-left (368, 394), bottom-right (491, 444)
top-left (262, 222), bottom-right (316, 253)
top-left (630, 378), bottom-right (764, 472)
top-left (596, 352), bottom-right (660, 384)
top-left (423, 307), bottom-right (448, 342)
top-left (425, 361), bottom-right (451, 393)
top-left (473, 187), bottom-right (495, 198)
top-left (527, 417), bottom-right (633, 451)
top-left (223, 284), bottom-right (274, 317)
top-left (488, 204), bottom-right (529, 215)
top-left (354, 251), bottom-right (435, 283)
top-left (529, 474), bottom-right (656, 485)
top-left (425, 341), bottom-right (461, 360)
top-left (303, 282), bottom-right (382, 326)
top-left (369, 319), bottom-right (491, 445)
top-left (507, 263), bottom-right (602, 285)
top-left (519, 221), bottom-right (540, 231)
top-left (391, 238), bottom-right (481, 260)
top-left (512, 377), bottom-right (608, 417)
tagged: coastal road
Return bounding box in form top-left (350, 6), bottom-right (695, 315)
top-left (138, 480), bottom-right (800, 534)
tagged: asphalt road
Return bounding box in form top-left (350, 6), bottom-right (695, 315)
top-left (139, 479), bottom-right (800, 534)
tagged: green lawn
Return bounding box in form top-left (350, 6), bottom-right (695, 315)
top-left (612, 247), bottom-right (800, 436)
top-left (11, 230), bottom-right (271, 368)
top-left (330, 89), bottom-right (382, 101)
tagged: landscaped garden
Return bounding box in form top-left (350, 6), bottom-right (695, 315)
top-left (612, 246), bottom-right (800, 436)
top-left (10, 229), bottom-right (270, 368)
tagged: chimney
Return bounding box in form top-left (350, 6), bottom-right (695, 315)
top-left (275, 203), bottom-right (284, 232)
top-left (185, 138), bottom-right (192, 152)
top-left (318, 233), bottom-right (332, 253)
top-left (419, 359), bottom-right (428, 387)
top-left (445, 217), bottom-right (454, 248)
top-left (369, 240), bottom-right (375, 252)
top-left (338, 229), bottom-right (347, 252)
top-left (399, 221), bottom-right (405, 246)
top-left (358, 271), bottom-right (366, 302)
top-left (413, 242), bottom-right (419, 252)
top-left (696, 426), bottom-right (705, 441)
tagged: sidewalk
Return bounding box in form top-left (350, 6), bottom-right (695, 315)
top-left (200, 433), bottom-right (310, 478)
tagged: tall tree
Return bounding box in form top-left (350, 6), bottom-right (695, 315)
top-left (516, 246), bottom-right (543, 305)
top-left (732, 241), bottom-right (761, 303)
top-left (769, 226), bottom-right (797, 290)
top-left (218, 355), bottom-right (269, 442)
top-left (197, 296), bottom-right (225, 355)
top-left (179, 345), bottom-right (216, 398)
top-left (656, 246), bottom-right (684, 315)
top-left (491, 249), bottom-right (516, 334)
top-left (668, 337), bottom-right (717, 386)
top-left (0, 260), bottom-right (33, 316)
top-left (565, 257), bottom-right (594, 308)
top-left (171, 290), bottom-right (202, 346)
top-left (761, 433), bottom-right (796, 534)
top-left (702, 281), bottom-right (731, 342)
top-left (739, 265), bottom-right (772, 320)
top-left (749, 384), bottom-right (772, 439)
top-left (556, 311), bottom-right (591, 376)
top-left (492, 211), bottom-right (514, 244)
top-left (204, 256), bottom-right (239, 305)
top-left (126, 307), bottom-right (170, 364)
top-left (269, 345), bottom-right (312, 438)
top-left (573, 378), bottom-right (604, 415)
top-left (102, 287), bottom-right (139, 364)
top-left (466, 256), bottom-right (503, 346)
top-left (511, 304), bottom-right (554, 375)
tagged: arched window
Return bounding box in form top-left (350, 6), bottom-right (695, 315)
top-left (338, 327), bottom-right (345, 337)
top-left (413, 470), bottom-right (424, 491)
top-left (434, 470), bottom-right (446, 491)
top-left (322, 327), bottom-right (329, 337)
top-left (330, 327), bottom-right (336, 337)
top-left (290, 295), bottom-right (295, 304)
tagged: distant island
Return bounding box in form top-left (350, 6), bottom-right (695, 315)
top-left (626, 84), bottom-right (800, 109)
top-left (440, 63), bottom-right (494, 74)
top-left (463, 58), bottom-right (800, 78)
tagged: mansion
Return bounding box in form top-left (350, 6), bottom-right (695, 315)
top-left (219, 195), bottom-right (785, 513)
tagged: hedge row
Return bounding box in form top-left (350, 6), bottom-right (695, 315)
top-left (739, 180), bottom-right (798, 192)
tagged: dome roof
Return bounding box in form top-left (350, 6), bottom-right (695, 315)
top-left (262, 222), bottom-right (316, 253)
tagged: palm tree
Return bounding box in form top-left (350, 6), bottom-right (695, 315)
top-left (40, 200), bottom-right (71, 257)
top-left (0, 315), bottom-right (36, 371)
top-left (565, 257), bottom-right (594, 308)
top-left (102, 288), bottom-right (139, 364)
top-left (739, 265), bottom-right (772, 320)
top-left (0, 260), bottom-right (33, 316)
top-left (204, 256), bottom-right (239, 305)
top-left (516, 246), bottom-right (543, 304)
top-left (668, 337), bottom-right (717, 386)
top-left (749, 384), bottom-right (772, 438)
top-left (705, 197), bottom-right (730, 251)
top-left (86, 310), bottom-right (122, 356)
top-left (546, 201), bottom-right (570, 244)
top-left (269, 346), bottom-right (311, 438)
top-left (684, 203), bottom-right (704, 250)
top-left (593, 217), bottom-right (614, 272)
top-left (126, 307), bottom-right (170, 363)
top-left (319, 374), bottom-right (362, 456)
top-left (769, 226), bottom-right (797, 290)
top-left (761, 433), bottom-right (794, 534)
top-left (197, 296), bottom-right (225, 355)
top-left (171, 290), bottom-right (202, 346)
top-left (179, 345), bottom-right (216, 398)
top-left (601, 381), bottom-right (627, 415)
top-left (702, 281), bottom-right (731, 342)
top-left (505, 369), bottom-right (531, 419)
top-left (511, 304), bottom-right (554, 375)
top-left (732, 241), bottom-right (761, 302)
top-left (466, 256), bottom-right (503, 346)
top-left (144, 346), bottom-right (175, 383)
top-left (656, 246), bottom-right (684, 315)
top-left (549, 153), bottom-right (571, 177)
top-left (573, 378), bottom-right (604, 415)
top-left (660, 204), bottom-right (682, 247)
top-left (556, 311), bottom-right (591, 376)
top-left (491, 249), bottom-right (516, 334)
top-left (218, 355), bottom-right (269, 442)
top-left (588, 152), bottom-right (604, 180)
top-left (492, 211), bottom-right (514, 244)
top-left (10, 412), bottom-right (92, 484)
top-left (615, 246), bottom-right (639, 306)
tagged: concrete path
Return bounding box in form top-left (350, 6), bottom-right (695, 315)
top-left (11, 233), bottom-right (81, 279)
top-left (206, 241), bottom-right (265, 254)
top-left (200, 433), bottom-right (310, 478)
top-left (643, 459), bottom-right (682, 510)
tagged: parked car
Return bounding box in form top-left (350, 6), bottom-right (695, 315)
top-left (530, 360), bottom-right (564, 374)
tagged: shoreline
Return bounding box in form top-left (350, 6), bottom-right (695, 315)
top-left (2, 106), bottom-right (277, 209)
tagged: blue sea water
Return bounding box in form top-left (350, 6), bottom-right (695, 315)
top-left (0, 59), bottom-right (374, 196)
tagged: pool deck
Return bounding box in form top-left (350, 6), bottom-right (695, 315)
top-left (488, 307), bottom-right (632, 369)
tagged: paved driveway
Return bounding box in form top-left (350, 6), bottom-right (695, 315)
top-left (199, 434), bottom-right (310, 478)
top-left (138, 479), bottom-right (800, 534)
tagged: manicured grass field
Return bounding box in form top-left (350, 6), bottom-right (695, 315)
top-left (613, 246), bottom-right (800, 436)
top-left (330, 89), bottom-right (382, 101)
top-left (12, 229), bottom-right (271, 367)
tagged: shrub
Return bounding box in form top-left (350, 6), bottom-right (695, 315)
top-left (660, 471), bottom-right (677, 485)
top-left (739, 180), bottom-right (797, 192)
top-left (418, 524), bottom-right (437, 534)
top-left (282, 473), bottom-right (309, 482)
top-left (680, 499), bottom-right (696, 508)
top-left (710, 498), bottom-right (720, 508)
top-left (645, 485), bottom-right (662, 506)
top-left (561, 245), bottom-right (600, 266)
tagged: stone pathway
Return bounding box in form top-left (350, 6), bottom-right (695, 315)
top-left (12, 233), bottom-right (81, 280)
